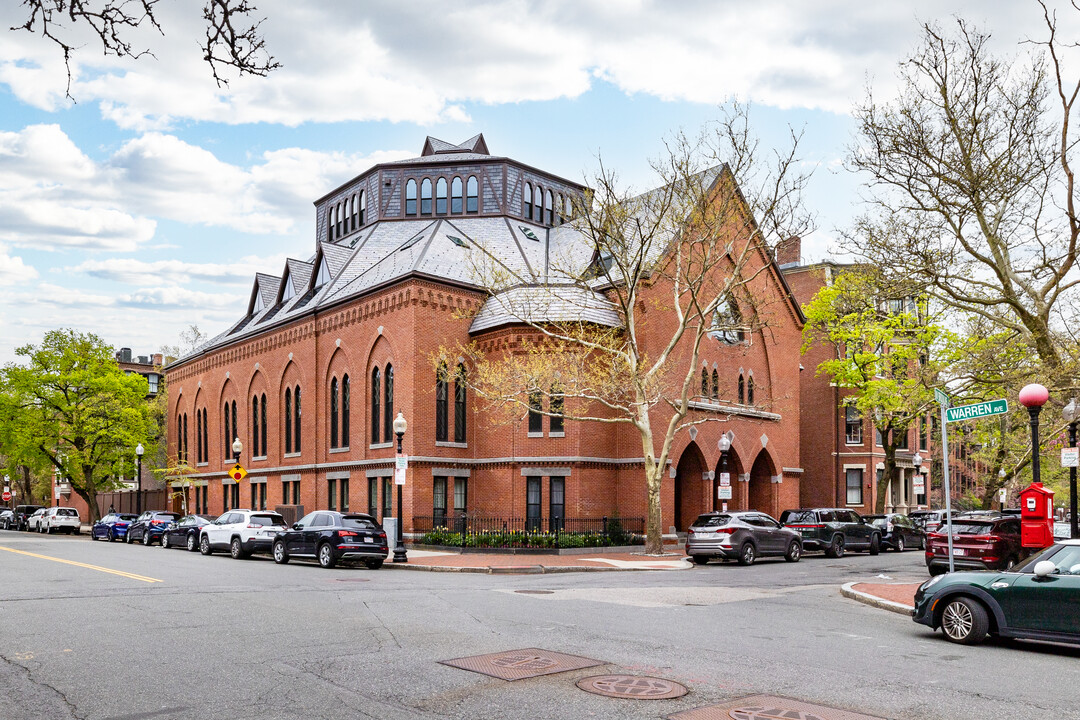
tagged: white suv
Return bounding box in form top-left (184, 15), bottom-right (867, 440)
top-left (25, 508), bottom-right (47, 532)
top-left (42, 507), bottom-right (81, 534)
top-left (199, 509), bottom-right (288, 559)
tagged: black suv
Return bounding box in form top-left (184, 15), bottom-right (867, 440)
top-left (273, 511), bottom-right (388, 569)
top-left (7, 504), bottom-right (43, 531)
top-left (780, 508), bottom-right (881, 557)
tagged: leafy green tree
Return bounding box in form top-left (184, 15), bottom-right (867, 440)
top-left (0, 330), bottom-right (157, 521)
top-left (803, 269), bottom-right (941, 512)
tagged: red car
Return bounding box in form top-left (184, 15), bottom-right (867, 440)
top-left (925, 516), bottom-right (1023, 575)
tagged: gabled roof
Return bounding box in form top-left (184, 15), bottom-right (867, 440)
top-left (248, 273), bottom-right (280, 314)
top-left (284, 258), bottom-right (313, 297)
top-left (421, 134), bottom-right (490, 157)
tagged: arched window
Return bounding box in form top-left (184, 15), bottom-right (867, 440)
top-left (196, 409), bottom-right (202, 463)
top-left (737, 375), bottom-right (745, 404)
top-left (557, 194), bottom-right (564, 224)
top-left (177, 414), bottom-right (183, 462)
top-left (292, 387), bottom-right (299, 452)
top-left (405, 179), bottom-right (417, 216)
top-left (251, 396), bottom-right (260, 457)
top-left (284, 388), bottom-right (292, 453)
top-left (435, 363), bottom-right (448, 442)
top-left (466, 175), bottom-right (479, 213)
top-left (327, 209), bottom-right (334, 241)
top-left (711, 369), bottom-right (719, 400)
top-left (224, 401), bottom-right (231, 459)
top-left (383, 364), bottom-right (394, 442)
top-left (524, 182), bottom-right (533, 220)
top-left (230, 401), bottom-right (236, 458)
top-left (202, 408), bottom-right (208, 463)
top-left (336, 204), bottom-right (343, 238)
top-left (711, 296), bottom-right (744, 344)
top-left (747, 376), bottom-right (755, 405)
top-left (351, 194), bottom-right (358, 230)
top-left (261, 393), bottom-right (268, 456)
top-left (330, 377), bottom-right (339, 449)
top-left (533, 186), bottom-right (542, 223)
top-left (358, 190), bottom-right (366, 225)
top-left (701, 368), bottom-right (709, 397)
top-left (436, 177), bottom-right (448, 214)
top-left (342, 374), bottom-right (350, 448)
top-left (451, 177), bottom-right (463, 214)
top-left (420, 179), bottom-right (432, 215)
top-left (549, 382), bottom-right (563, 434)
top-left (343, 198), bottom-right (350, 234)
top-left (545, 190), bottom-right (554, 225)
top-left (371, 367), bottom-right (381, 444)
top-left (454, 364), bottom-right (467, 443)
top-left (565, 194), bottom-right (573, 221)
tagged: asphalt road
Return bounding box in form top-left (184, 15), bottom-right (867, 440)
top-left (1, 531), bottom-right (1076, 720)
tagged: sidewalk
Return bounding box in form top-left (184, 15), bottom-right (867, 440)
top-left (384, 546), bottom-right (693, 573)
top-left (841, 581), bottom-right (920, 615)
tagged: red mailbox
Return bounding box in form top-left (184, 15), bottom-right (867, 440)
top-left (1019, 481), bottom-right (1055, 549)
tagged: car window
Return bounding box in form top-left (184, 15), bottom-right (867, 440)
top-left (691, 514), bottom-right (731, 527)
top-left (119, 514), bottom-right (137, 521)
top-left (759, 514), bottom-right (781, 528)
top-left (1044, 545), bottom-right (1080, 575)
top-left (818, 510), bottom-right (835, 523)
top-left (294, 512), bottom-right (316, 528)
top-left (311, 514), bottom-right (333, 528)
top-left (941, 522), bottom-right (994, 535)
top-left (249, 514), bottom-right (285, 527)
top-left (781, 510), bottom-right (817, 524)
top-left (999, 520), bottom-right (1020, 535)
top-left (58, 509), bottom-right (77, 516)
top-left (341, 516), bottom-right (378, 530)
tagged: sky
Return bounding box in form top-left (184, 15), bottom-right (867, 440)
top-left (0, 0), bottom-right (1066, 364)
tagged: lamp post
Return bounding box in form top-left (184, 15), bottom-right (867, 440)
top-left (998, 468), bottom-right (1007, 513)
top-left (717, 434), bottom-right (731, 512)
top-left (912, 452), bottom-right (923, 509)
top-left (1064, 398), bottom-right (1079, 539)
top-left (135, 443), bottom-right (144, 514)
top-left (232, 437), bottom-right (243, 465)
top-left (1018, 384), bottom-right (1049, 486)
top-left (392, 412), bottom-right (408, 563)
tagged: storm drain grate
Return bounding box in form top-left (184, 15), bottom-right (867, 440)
top-left (439, 648), bottom-right (604, 681)
top-left (577, 675), bottom-right (688, 700)
top-left (667, 695), bottom-right (887, 720)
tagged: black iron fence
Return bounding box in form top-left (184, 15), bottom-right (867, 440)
top-left (412, 514), bottom-right (644, 549)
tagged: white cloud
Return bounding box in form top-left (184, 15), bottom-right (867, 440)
top-left (0, 244), bottom-right (38, 282)
top-left (67, 253), bottom-right (291, 286)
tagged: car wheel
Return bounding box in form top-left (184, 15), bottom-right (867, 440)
top-left (72, 527), bottom-right (79, 535)
top-left (869, 534), bottom-right (881, 556)
top-left (737, 542), bottom-right (755, 566)
top-left (691, 555), bottom-right (709, 566)
top-left (273, 540), bottom-right (289, 564)
top-left (918, 536), bottom-right (925, 550)
top-left (940, 596), bottom-right (989, 645)
top-left (161, 533), bottom-right (169, 549)
top-left (785, 541), bottom-right (801, 562)
top-left (230, 537), bottom-right (244, 559)
top-left (826, 535), bottom-right (845, 558)
top-left (186, 533), bottom-right (197, 552)
top-left (108, 531), bottom-right (115, 542)
top-left (199, 534), bottom-right (212, 555)
top-left (318, 543), bottom-right (337, 569)
top-left (126, 530), bottom-right (133, 544)
top-left (143, 530), bottom-right (152, 546)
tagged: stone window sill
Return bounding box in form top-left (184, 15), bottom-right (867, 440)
top-left (370, 442), bottom-right (394, 450)
top-left (328, 447), bottom-right (350, 454)
top-left (283, 452), bottom-right (301, 459)
top-left (527, 432), bottom-right (543, 438)
top-left (435, 441), bottom-right (468, 448)
top-left (252, 455), bottom-right (267, 462)
top-left (548, 431), bottom-right (565, 438)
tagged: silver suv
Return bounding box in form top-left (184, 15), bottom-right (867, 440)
top-left (199, 509), bottom-right (288, 559)
top-left (42, 507), bottom-right (81, 534)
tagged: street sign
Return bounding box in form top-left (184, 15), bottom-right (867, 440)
top-left (934, 388), bottom-right (951, 407)
top-left (395, 468), bottom-right (406, 486)
top-left (913, 475), bottom-right (925, 492)
top-left (395, 455), bottom-right (408, 470)
top-left (998, 487), bottom-right (1008, 504)
top-left (945, 399), bottom-right (1008, 423)
top-left (717, 486), bottom-right (732, 500)
top-left (1063, 447), bottom-right (1079, 468)
top-left (718, 472), bottom-right (730, 487)
top-left (229, 464), bottom-right (248, 481)
top-left (1, 490), bottom-right (9, 502)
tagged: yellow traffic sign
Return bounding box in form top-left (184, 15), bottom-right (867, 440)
top-left (229, 464), bottom-right (248, 481)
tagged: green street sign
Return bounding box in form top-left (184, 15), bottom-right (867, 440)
top-left (934, 388), bottom-right (951, 407)
top-left (945, 399), bottom-right (1008, 423)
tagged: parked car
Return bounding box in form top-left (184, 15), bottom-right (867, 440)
top-left (25, 508), bottom-right (48, 532)
top-left (864, 513), bottom-right (924, 552)
top-left (42, 507), bottom-right (81, 534)
top-left (9, 504), bottom-right (43, 531)
top-left (126, 511), bottom-right (181, 546)
top-left (91, 513), bottom-right (139, 542)
top-left (200, 509), bottom-right (288, 559)
top-left (913, 539), bottom-right (1080, 645)
top-left (909, 509), bottom-right (955, 534)
top-left (685, 511), bottom-right (802, 566)
top-left (273, 511), bottom-right (389, 569)
top-left (925, 516), bottom-right (1023, 575)
top-left (779, 508), bottom-right (881, 557)
top-left (161, 514), bottom-right (215, 551)
top-left (0, 508), bottom-right (13, 529)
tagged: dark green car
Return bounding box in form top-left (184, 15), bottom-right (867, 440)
top-left (912, 539), bottom-right (1080, 645)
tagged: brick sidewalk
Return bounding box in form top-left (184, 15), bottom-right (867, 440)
top-left (385, 547), bottom-right (692, 573)
top-left (850, 582), bottom-right (919, 608)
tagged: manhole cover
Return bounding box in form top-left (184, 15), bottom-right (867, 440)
top-left (667, 695), bottom-right (886, 720)
top-left (515, 589), bottom-right (554, 594)
top-left (578, 674), bottom-right (688, 700)
top-left (439, 648), bottom-right (604, 681)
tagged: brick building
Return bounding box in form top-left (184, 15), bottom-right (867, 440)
top-left (163, 135), bottom-right (806, 534)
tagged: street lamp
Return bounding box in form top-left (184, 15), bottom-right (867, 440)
top-left (717, 434), bottom-right (731, 512)
top-left (1064, 398), bottom-right (1078, 539)
top-left (135, 443), bottom-right (144, 515)
top-left (232, 437), bottom-right (243, 465)
top-left (1018, 384), bottom-right (1049, 486)
top-left (392, 412), bottom-right (408, 563)
top-left (998, 468), bottom-right (1007, 513)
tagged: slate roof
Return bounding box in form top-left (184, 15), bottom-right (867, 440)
top-left (469, 285), bottom-right (622, 333)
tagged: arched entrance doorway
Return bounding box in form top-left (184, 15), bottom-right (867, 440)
top-left (673, 442), bottom-right (707, 532)
top-left (748, 450), bottom-right (777, 515)
top-left (713, 449), bottom-right (745, 512)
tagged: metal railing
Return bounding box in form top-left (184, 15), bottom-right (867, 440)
top-left (412, 514), bottom-right (644, 549)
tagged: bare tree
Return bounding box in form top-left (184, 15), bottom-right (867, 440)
top-left (441, 105), bottom-right (813, 554)
top-left (847, 9), bottom-right (1080, 391)
top-left (11, 0), bottom-right (280, 98)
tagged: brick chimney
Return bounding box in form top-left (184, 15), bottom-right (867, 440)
top-left (153, 353), bottom-right (163, 366)
top-left (775, 236), bottom-right (801, 266)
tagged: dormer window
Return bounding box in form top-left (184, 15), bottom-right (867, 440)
top-left (315, 257), bottom-right (331, 288)
top-left (253, 289), bottom-right (265, 313)
top-left (282, 272), bottom-right (296, 301)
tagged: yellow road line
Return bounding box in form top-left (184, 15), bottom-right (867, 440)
top-left (0, 546), bottom-right (163, 583)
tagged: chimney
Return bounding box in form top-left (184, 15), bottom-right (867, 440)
top-left (120, 347), bottom-right (132, 363)
top-left (153, 353), bottom-right (163, 366)
top-left (776, 236), bottom-right (801, 267)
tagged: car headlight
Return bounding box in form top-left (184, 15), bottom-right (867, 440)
top-left (920, 575), bottom-right (944, 591)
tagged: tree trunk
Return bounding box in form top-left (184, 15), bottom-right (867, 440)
top-left (637, 405), bottom-right (665, 555)
top-left (82, 466), bottom-right (101, 523)
top-left (17, 465), bottom-right (33, 505)
top-left (875, 437), bottom-right (897, 513)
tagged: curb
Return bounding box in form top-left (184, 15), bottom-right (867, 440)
top-left (382, 562), bottom-right (664, 574)
top-left (840, 582), bottom-right (915, 616)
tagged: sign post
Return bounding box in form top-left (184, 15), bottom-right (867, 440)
top-left (934, 389), bottom-right (956, 572)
